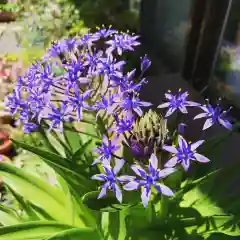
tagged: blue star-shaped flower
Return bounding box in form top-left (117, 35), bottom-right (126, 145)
top-left (194, 102), bottom-right (232, 130)
top-left (106, 33), bottom-right (140, 56)
top-left (92, 159), bottom-right (133, 203)
top-left (79, 32), bottom-right (99, 48)
top-left (120, 94), bottom-right (152, 117)
top-left (163, 135), bottom-right (210, 171)
top-left (110, 114), bottom-right (135, 134)
top-left (68, 88), bottom-right (92, 122)
top-left (47, 102), bottom-right (73, 132)
top-left (94, 26), bottom-right (116, 39)
top-left (97, 56), bottom-right (125, 86)
top-left (158, 90), bottom-right (199, 117)
top-left (94, 93), bottom-right (118, 118)
top-left (92, 135), bottom-right (120, 165)
top-left (123, 154), bottom-right (175, 208)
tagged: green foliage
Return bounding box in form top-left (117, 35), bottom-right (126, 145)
top-left (72, 0), bottom-right (139, 32)
top-left (0, 3), bottom-right (20, 13)
top-left (16, 0), bottom-right (87, 48)
top-left (1, 114), bottom-right (240, 239)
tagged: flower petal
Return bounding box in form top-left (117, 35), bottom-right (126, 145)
top-left (162, 145), bottom-right (178, 154)
top-left (164, 156), bottom-right (179, 168)
top-left (203, 118), bottom-right (214, 130)
top-left (91, 174), bottom-right (106, 181)
top-left (165, 107), bottom-right (177, 117)
top-left (113, 183), bottom-right (122, 203)
top-left (98, 182), bottom-right (110, 199)
top-left (140, 101), bottom-right (152, 107)
top-left (102, 135), bottom-right (109, 145)
top-left (200, 105), bottom-right (210, 112)
top-left (134, 107), bottom-right (143, 116)
top-left (158, 168), bottom-right (176, 178)
top-left (194, 112), bottom-right (209, 120)
top-left (131, 164), bottom-right (147, 178)
top-left (83, 89), bottom-right (93, 99)
top-left (157, 102), bottom-right (170, 109)
top-left (149, 154), bottom-right (158, 170)
top-left (179, 105), bottom-right (188, 114)
top-left (190, 140), bottom-right (204, 151)
top-left (141, 186), bottom-right (151, 208)
top-left (123, 181), bottom-right (139, 191)
top-left (186, 101), bottom-right (200, 107)
top-left (79, 77), bottom-right (91, 84)
top-left (165, 93), bottom-right (173, 100)
top-left (182, 160), bottom-right (190, 171)
top-left (117, 175), bottom-right (135, 182)
top-left (178, 135), bottom-right (188, 150)
top-left (218, 117), bottom-right (232, 130)
top-left (91, 159), bottom-right (100, 165)
top-left (194, 153), bottom-right (210, 163)
top-left (155, 183), bottom-right (174, 197)
top-left (113, 159), bottom-right (125, 175)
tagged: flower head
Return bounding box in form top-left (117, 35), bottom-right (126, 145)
top-left (106, 33), bottom-right (140, 56)
top-left (111, 114), bottom-right (135, 134)
top-left (79, 32), bottom-right (99, 48)
top-left (47, 102), bottom-right (73, 132)
top-left (92, 159), bottom-right (132, 202)
top-left (194, 100), bottom-right (232, 130)
top-left (120, 94), bottom-right (152, 117)
top-left (140, 55), bottom-right (151, 74)
top-left (68, 88), bottom-right (92, 121)
top-left (163, 135), bottom-right (210, 171)
top-left (93, 135), bottom-right (120, 165)
top-left (23, 122), bottom-right (39, 134)
top-left (124, 154), bottom-right (175, 207)
top-left (129, 110), bottom-right (168, 161)
top-left (94, 93), bottom-right (118, 117)
top-left (158, 89), bottom-right (199, 117)
top-left (94, 26), bottom-right (116, 38)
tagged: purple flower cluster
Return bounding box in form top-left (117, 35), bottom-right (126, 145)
top-left (6, 27), bottom-right (232, 208)
top-left (6, 28), bottom-right (151, 134)
top-left (158, 90), bottom-right (232, 131)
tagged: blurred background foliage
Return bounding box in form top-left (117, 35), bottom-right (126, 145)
top-left (0, 0), bottom-right (142, 198)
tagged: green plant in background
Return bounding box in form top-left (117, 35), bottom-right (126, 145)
top-left (16, 0), bottom-right (87, 48)
top-left (1, 28), bottom-right (240, 240)
top-left (0, 2), bottom-right (21, 13)
top-left (72, 0), bottom-right (139, 32)
top-left (216, 45), bottom-right (240, 73)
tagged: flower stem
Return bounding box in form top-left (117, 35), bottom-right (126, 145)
top-left (158, 195), bottom-right (169, 220)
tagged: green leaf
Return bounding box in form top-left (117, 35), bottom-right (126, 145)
top-left (0, 221), bottom-right (74, 240)
top-left (100, 211), bottom-right (127, 240)
top-left (82, 191), bottom-right (119, 212)
top-left (47, 130), bottom-right (72, 158)
top-left (0, 163), bottom-right (85, 226)
top-left (197, 215), bottom-right (240, 237)
top-left (11, 139), bottom-right (69, 168)
top-left (42, 158), bottom-right (94, 194)
top-left (63, 124), bottom-right (83, 153)
top-left (46, 227), bottom-right (101, 240)
top-left (7, 186), bottom-right (40, 221)
top-left (0, 205), bottom-right (20, 226)
top-left (72, 139), bottom-right (93, 162)
top-left (64, 124), bottom-right (101, 141)
top-left (82, 190), bottom-right (139, 212)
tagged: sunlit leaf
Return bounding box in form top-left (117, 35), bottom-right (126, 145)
top-left (0, 205), bottom-right (20, 226)
top-left (0, 163), bottom-right (85, 226)
top-left (0, 221), bottom-right (74, 240)
top-left (46, 227), bottom-right (101, 240)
